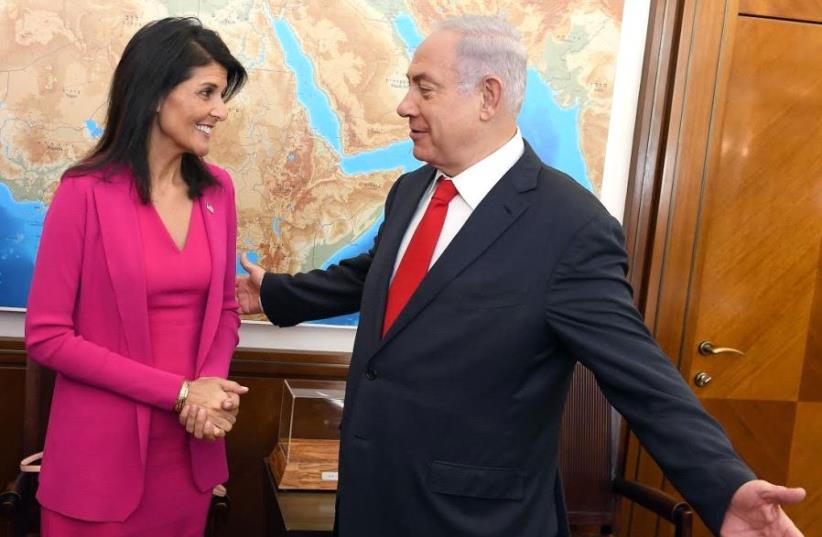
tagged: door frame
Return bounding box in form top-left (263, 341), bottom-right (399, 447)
top-left (624, 0), bottom-right (741, 355)
top-left (620, 0), bottom-right (742, 534)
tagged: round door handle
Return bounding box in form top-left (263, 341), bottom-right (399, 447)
top-left (698, 340), bottom-right (745, 357)
top-left (694, 371), bottom-right (712, 388)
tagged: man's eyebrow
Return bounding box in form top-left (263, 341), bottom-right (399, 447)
top-left (407, 73), bottom-right (439, 86)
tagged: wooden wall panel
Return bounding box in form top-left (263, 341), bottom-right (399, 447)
top-left (739, 0), bottom-right (822, 23)
top-left (0, 339), bottom-right (27, 537)
top-left (787, 403), bottom-right (822, 529)
top-left (799, 240), bottom-right (822, 401)
top-left (0, 339), bottom-right (26, 488)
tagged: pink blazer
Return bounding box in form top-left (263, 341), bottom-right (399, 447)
top-left (25, 164), bottom-right (240, 521)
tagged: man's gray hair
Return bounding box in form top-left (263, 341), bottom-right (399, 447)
top-left (436, 16), bottom-right (527, 114)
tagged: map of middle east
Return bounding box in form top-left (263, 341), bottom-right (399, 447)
top-left (0, 0), bottom-right (625, 325)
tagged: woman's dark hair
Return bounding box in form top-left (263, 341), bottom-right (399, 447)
top-left (66, 17), bottom-right (247, 202)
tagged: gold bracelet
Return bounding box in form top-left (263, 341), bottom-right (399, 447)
top-left (174, 380), bottom-right (191, 413)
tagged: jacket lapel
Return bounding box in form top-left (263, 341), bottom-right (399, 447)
top-left (373, 144), bottom-right (542, 354)
top-left (93, 172), bottom-right (153, 465)
top-left (358, 166), bottom-right (436, 355)
top-left (195, 188), bottom-right (225, 374)
top-left (94, 175), bottom-right (153, 365)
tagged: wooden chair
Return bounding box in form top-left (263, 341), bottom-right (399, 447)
top-left (561, 363), bottom-right (693, 536)
top-left (0, 360), bottom-right (231, 537)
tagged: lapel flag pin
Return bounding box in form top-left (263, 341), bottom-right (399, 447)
top-left (206, 203), bottom-right (214, 214)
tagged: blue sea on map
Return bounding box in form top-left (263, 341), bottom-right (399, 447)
top-left (85, 119), bottom-right (103, 139)
top-left (0, 183), bottom-right (44, 308)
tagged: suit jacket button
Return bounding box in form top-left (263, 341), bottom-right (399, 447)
top-left (365, 369), bottom-right (377, 380)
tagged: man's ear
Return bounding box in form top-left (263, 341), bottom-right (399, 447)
top-left (479, 75), bottom-right (504, 121)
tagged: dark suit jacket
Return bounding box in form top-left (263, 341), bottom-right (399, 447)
top-left (260, 143), bottom-right (755, 537)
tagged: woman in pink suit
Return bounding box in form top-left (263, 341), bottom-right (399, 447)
top-left (25, 17), bottom-right (249, 536)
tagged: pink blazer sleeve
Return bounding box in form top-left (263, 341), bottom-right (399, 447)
top-left (200, 167), bottom-right (240, 378)
top-left (25, 178), bottom-right (184, 409)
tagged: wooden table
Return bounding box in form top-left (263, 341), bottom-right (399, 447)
top-left (263, 459), bottom-right (335, 536)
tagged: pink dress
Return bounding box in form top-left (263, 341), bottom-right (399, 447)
top-left (42, 199), bottom-right (212, 536)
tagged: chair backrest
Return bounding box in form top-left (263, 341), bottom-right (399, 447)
top-left (559, 363), bottom-right (621, 528)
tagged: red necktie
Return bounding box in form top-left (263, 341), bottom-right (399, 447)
top-left (382, 178), bottom-right (458, 336)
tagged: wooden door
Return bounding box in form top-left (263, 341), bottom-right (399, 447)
top-left (621, 1), bottom-right (822, 535)
top-left (684, 12), bottom-right (822, 535)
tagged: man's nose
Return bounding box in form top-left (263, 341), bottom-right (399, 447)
top-left (396, 90), bottom-right (416, 118)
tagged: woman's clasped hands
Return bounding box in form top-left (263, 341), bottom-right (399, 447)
top-left (178, 377), bottom-right (249, 441)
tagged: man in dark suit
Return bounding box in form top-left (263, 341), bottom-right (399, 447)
top-left (237, 16), bottom-right (804, 537)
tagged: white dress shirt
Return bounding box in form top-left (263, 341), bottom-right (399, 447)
top-left (391, 129), bottom-right (525, 279)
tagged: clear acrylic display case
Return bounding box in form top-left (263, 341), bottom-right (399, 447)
top-left (269, 379), bottom-right (345, 490)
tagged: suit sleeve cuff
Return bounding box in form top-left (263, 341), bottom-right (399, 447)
top-left (259, 272), bottom-right (275, 323)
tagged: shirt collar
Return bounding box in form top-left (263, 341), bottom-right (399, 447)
top-left (437, 128), bottom-right (524, 210)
